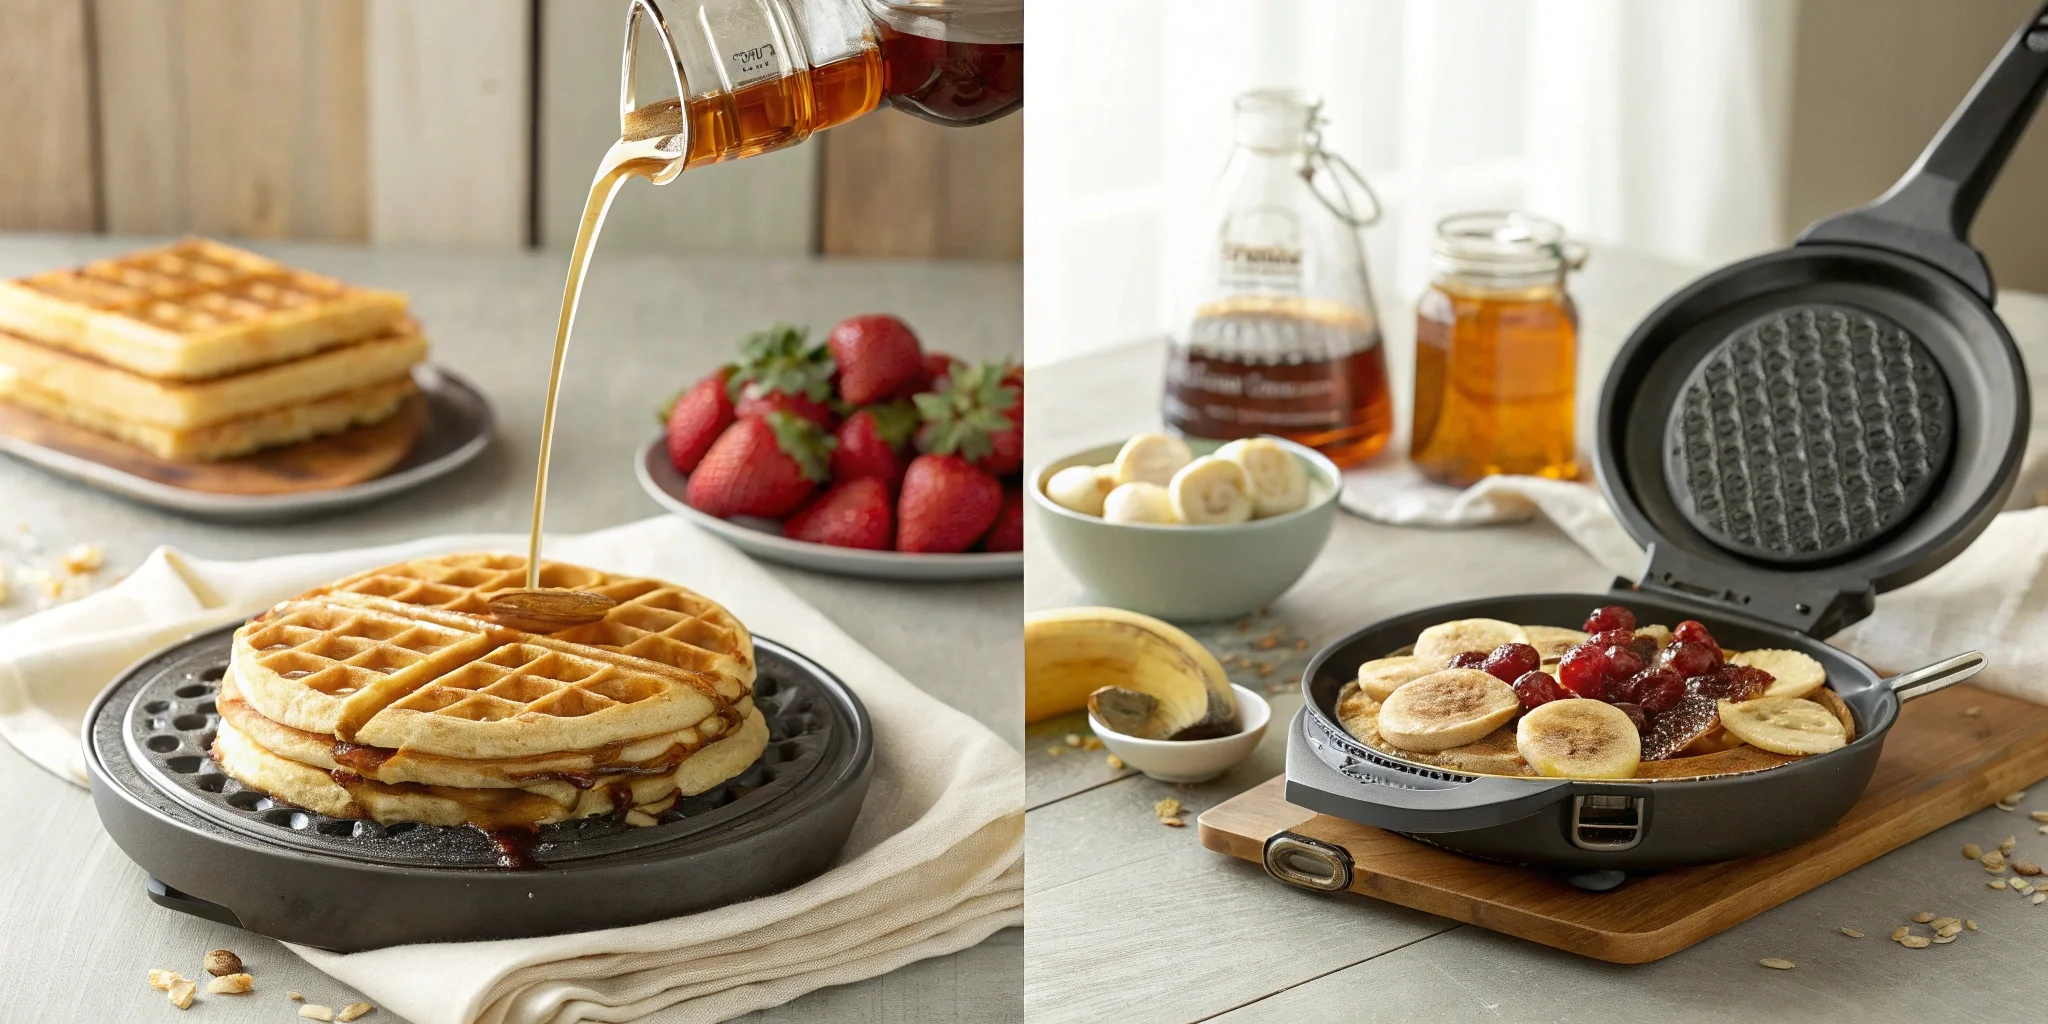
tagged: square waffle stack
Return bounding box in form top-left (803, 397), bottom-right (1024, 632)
top-left (210, 553), bottom-right (768, 829)
top-left (0, 238), bottom-right (427, 461)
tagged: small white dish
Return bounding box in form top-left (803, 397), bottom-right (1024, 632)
top-left (1089, 684), bottom-right (1271, 783)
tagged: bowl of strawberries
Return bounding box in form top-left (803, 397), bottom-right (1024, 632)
top-left (635, 315), bottom-right (1023, 581)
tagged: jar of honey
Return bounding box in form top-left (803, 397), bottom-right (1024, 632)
top-left (1410, 212), bottom-right (1586, 487)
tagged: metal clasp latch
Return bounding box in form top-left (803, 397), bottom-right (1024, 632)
top-left (1569, 794), bottom-right (1646, 852)
top-left (1264, 833), bottom-right (1354, 892)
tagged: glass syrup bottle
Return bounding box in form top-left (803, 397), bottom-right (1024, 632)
top-left (1162, 89), bottom-right (1393, 468)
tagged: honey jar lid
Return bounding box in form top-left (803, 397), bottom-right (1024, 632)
top-left (1432, 212), bottom-right (1587, 282)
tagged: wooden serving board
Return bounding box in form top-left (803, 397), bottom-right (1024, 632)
top-left (0, 393), bottom-right (425, 496)
top-left (1199, 682), bottom-right (2048, 964)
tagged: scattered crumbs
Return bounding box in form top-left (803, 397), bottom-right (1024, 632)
top-left (1838, 927), bottom-right (1862, 938)
top-left (1153, 797), bottom-right (1182, 821)
top-left (301, 1005), bottom-right (335, 1022)
top-left (1044, 746), bottom-right (1064, 757)
top-left (1064, 733), bottom-right (1083, 748)
top-left (337, 1002), bottom-right (376, 1022)
top-left (1912, 912), bottom-right (1934, 923)
top-left (288, 991), bottom-right (305, 1001)
top-left (147, 969), bottom-right (180, 992)
top-left (1990, 879), bottom-right (2008, 889)
top-left (1161, 817), bottom-right (1186, 828)
top-left (59, 542), bottom-right (103, 575)
top-left (1758, 958), bottom-right (1794, 970)
top-left (1965, 919), bottom-right (1978, 931)
top-left (167, 978), bottom-right (196, 1010)
top-left (1964, 843), bottom-right (1983, 860)
top-left (1965, 706), bottom-right (1983, 718)
top-left (1105, 754), bottom-right (1124, 770)
top-left (206, 974), bottom-right (253, 995)
top-left (1256, 663), bottom-right (1273, 677)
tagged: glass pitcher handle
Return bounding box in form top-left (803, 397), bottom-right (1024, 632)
top-left (1301, 132), bottom-right (1382, 229)
top-left (620, 0), bottom-right (690, 129)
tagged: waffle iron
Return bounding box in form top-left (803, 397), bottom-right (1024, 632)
top-left (1284, 4), bottom-right (2047, 875)
top-left (84, 625), bottom-right (872, 951)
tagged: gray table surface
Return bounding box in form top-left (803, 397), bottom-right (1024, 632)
top-left (0, 233), bottom-right (1022, 1024)
top-left (1021, 247), bottom-right (2048, 1024)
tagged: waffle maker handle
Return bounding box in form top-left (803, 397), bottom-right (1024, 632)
top-left (1285, 709), bottom-right (1575, 833)
top-left (1799, 1), bottom-right (2048, 301)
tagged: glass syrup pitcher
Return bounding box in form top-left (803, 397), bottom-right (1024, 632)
top-left (618, 0), bottom-right (1023, 181)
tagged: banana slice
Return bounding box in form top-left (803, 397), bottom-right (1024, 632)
top-left (1413, 618), bottom-right (1529, 664)
top-left (1215, 437), bottom-right (1309, 518)
top-left (1522, 625), bottom-right (1589, 661)
top-left (1730, 648), bottom-right (1827, 700)
top-left (1045, 465), bottom-right (1116, 516)
top-left (1635, 624), bottom-right (1673, 650)
top-left (1113, 433), bottom-right (1193, 487)
top-left (1167, 456), bottom-right (1254, 525)
top-left (1102, 482), bottom-right (1178, 524)
top-left (1517, 699), bottom-right (1642, 779)
top-left (1357, 655), bottom-right (1437, 702)
top-left (1376, 669), bottom-right (1521, 752)
top-left (1808, 685), bottom-right (1856, 741)
top-left (1718, 696), bottom-right (1846, 755)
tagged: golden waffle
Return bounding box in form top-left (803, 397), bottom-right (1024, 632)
top-left (0, 374), bottom-right (416, 462)
top-left (0, 238), bottom-right (408, 380)
top-left (0, 326), bottom-right (426, 430)
top-left (231, 555), bottom-right (756, 760)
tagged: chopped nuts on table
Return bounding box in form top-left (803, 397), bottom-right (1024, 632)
top-left (287, 991), bottom-right (305, 1001)
top-left (1900, 934), bottom-right (1932, 948)
top-left (203, 949), bottom-right (243, 976)
top-left (147, 969), bottom-right (180, 992)
top-left (167, 977), bottom-right (197, 1010)
top-left (1154, 796), bottom-right (1185, 828)
top-left (206, 973), bottom-right (253, 995)
top-left (1105, 754), bottom-right (1124, 770)
top-left (1911, 911), bottom-right (1934, 923)
top-left (1963, 843), bottom-right (1983, 860)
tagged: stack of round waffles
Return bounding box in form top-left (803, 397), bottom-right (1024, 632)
top-left (210, 553), bottom-right (767, 829)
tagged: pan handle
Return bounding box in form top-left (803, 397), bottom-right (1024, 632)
top-left (1887, 650), bottom-right (1987, 703)
top-left (1799, 3), bottom-right (2048, 302)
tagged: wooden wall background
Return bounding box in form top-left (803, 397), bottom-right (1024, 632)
top-left (0, 0), bottom-right (1023, 261)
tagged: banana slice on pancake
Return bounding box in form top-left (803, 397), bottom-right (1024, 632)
top-left (1168, 456), bottom-right (1255, 525)
top-left (1635, 624), bottom-right (1673, 650)
top-left (1356, 655), bottom-right (1437, 702)
top-left (1522, 625), bottom-right (1589, 661)
top-left (1376, 669), bottom-right (1520, 752)
top-left (1413, 618), bottom-right (1528, 664)
top-left (1730, 648), bottom-right (1827, 700)
top-left (1113, 433), bottom-right (1193, 487)
top-left (1517, 699), bottom-right (1642, 779)
top-left (1718, 696), bottom-right (1847, 755)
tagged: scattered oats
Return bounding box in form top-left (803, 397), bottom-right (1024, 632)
top-left (2030, 811), bottom-right (2048, 823)
top-left (59, 543), bottom-right (103, 575)
top-left (336, 1003), bottom-right (375, 1022)
top-left (1065, 733), bottom-right (1083, 748)
top-left (1044, 746), bottom-right (1064, 756)
top-left (1162, 817), bottom-right (1186, 828)
top-left (1890, 926), bottom-right (1911, 942)
top-left (1930, 916), bottom-right (1958, 930)
top-left (1105, 754), bottom-right (1124, 770)
top-left (1932, 933), bottom-right (1957, 944)
top-left (1965, 919), bottom-right (1978, 930)
top-left (206, 974), bottom-right (253, 995)
top-left (1936, 922), bottom-right (1962, 938)
top-left (1154, 797), bottom-right (1182, 819)
top-left (1901, 934), bottom-right (1932, 948)
top-left (1081, 735), bottom-right (1103, 750)
top-left (2000, 835), bottom-right (2017, 854)
top-left (1964, 843), bottom-right (1983, 860)
top-left (202, 949), bottom-right (242, 976)
top-left (1839, 927), bottom-right (1863, 938)
top-left (2033, 893), bottom-right (2046, 906)
top-left (1989, 879), bottom-right (2008, 889)
top-left (301, 1005), bottom-right (335, 1021)
top-left (2017, 860), bottom-right (2043, 876)
top-left (624, 810), bottom-right (658, 828)
top-left (1256, 663), bottom-right (1274, 677)
top-left (2014, 880), bottom-right (2035, 895)
top-left (2039, 825), bottom-right (2048, 834)
top-left (1758, 958), bottom-right (1795, 969)
top-left (1981, 851), bottom-right (2005, 869)
top-left (1965, 706), bottom-right (1983, 717)
top-left (148, 969), bottom-right (180, 991)
top-left (1912, 911), bottom-right (1935, 923)
top-left (1997, 797), bottom-right (2021, 811)
top-left (288, 991), bottom-right (304, 1001)
top-left (168, 978), bottom-right (196, 1009)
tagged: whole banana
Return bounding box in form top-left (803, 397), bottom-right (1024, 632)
top-left (1024, 606), bottom-right (1238, 737)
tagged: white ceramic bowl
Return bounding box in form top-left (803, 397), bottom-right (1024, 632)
top-left (1089, 684), bottom-right (1272, 783)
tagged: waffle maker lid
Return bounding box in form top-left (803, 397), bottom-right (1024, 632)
top-left (1594, 252), bottom-right (2030, 639)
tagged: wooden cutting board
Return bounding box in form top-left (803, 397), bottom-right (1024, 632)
top-left (1199, 682), bottom-right (2048, 964)
top-left (0, 393), bottom-right (425, 496)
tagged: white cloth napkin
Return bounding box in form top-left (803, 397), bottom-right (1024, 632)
top-left (1339, 466), bottom-right (2048, 706)
top-left (0, 515), bottom-right (1023, 1024)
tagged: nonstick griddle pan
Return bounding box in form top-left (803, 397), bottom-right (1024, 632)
top-left (1284, 3), bottom-right (2045, 875)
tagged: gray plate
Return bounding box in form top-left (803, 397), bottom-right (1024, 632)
top-left (0, 364), bottom-right (494, 523)
top-left (635, 435), bottom-right (1022, 581)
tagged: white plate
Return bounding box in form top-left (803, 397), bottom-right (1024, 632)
top-left (635, 435), bottom-right (1022, 581)
top-left (0, 364), bottom-right (494, 523)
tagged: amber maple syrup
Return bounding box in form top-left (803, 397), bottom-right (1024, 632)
top-left (1163, 296), bottom-right (1395, 468)
top-left (1409, 281), bottom-right (1579, 487)
top-left (525, 29), bottom-right (1024, 586)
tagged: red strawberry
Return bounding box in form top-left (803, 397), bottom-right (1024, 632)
top-left (785, 477), bottom-right (894, 550)
top-left (902, 351), bottom-right (964, 397)
top-left (727, 324), bottom-right (836, 427)
top-left (685, 412), bottom-right (833, 519)
top-left (981, 483), bottom-right (1023, 552)
top-left (897, 454), bottom-right (1002, 553)
top-left (830, 401), bottom-right (919, 489)
top-left (662, 369), bottom-right (736, 474)
top-left (914, 360), bottom-right (1023, 476)
top-left (827, 315), bottom-right (924, 405)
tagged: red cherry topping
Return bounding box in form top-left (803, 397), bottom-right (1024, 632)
top-left (1481, 643), bottom-right (1541, 684)
top-left (1628, 666), bottom-right (1686, 714)
top-left (1557, 645), bottom-right (1613, 698)
top-left (1512, 670), bottom-right (1571, 712)
top-left (1661, 641), bottom-right (1724, 679)
top-left (1612, 702), bottom-right (1649, 734)
top-left (1604, 645), bottom-right (1647, 682)
top-left (1583, 605), bottom-right (1637, 634)
top-left (1588, 629), bottom-right (1635, 649)
top-left (1672, 619), bottom-right (1717, 647)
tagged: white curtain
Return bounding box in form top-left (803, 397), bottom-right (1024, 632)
top-left (1024, 0), bottom-right (1801, 366)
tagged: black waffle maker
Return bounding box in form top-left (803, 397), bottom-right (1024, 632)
top-left (84, 627), bottom-right (872, 951)
top-left (1285, 4), bottom-right (2047, 876)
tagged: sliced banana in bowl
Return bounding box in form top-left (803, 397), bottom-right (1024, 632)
top-left (1413, 619), bottom-right (1529, 664)
top-left (1045, 464), bottom-right (1117, 516)
top-left (1718, 696), bottom-right (1847, 755)
top-left (1215, 437), bottom-right (1310, 518)
top-left (1376, 669), bottom-right (1521, 752)
top-left (1168, 456), bottom-right (1255, 526)
top-left (1103, 481), bottom-right (1178, 524)
top-left (1517, 699), bottom-right (1643, 779)
top-left (1112, 433), bottom-right (1194, 487)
